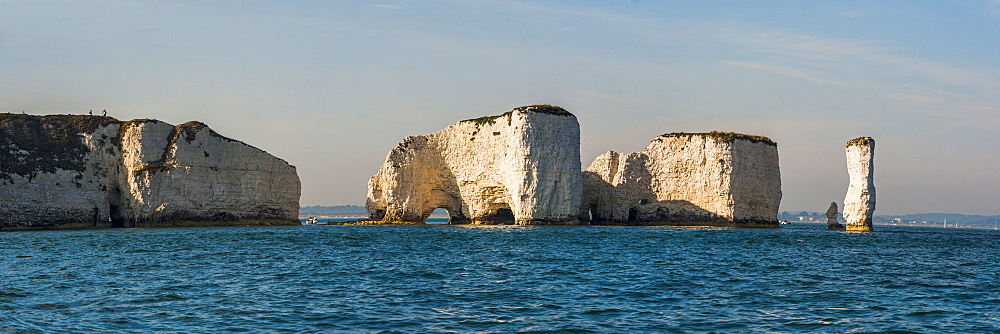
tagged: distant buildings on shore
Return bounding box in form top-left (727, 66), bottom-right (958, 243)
top-left (780, 211), bottom-right (1000, 229)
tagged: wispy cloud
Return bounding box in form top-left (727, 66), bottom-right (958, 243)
top-left (709, 25), bottom-right (894, 60)
top-left (863, 54), bottom-right (1000, 90)
top-left (462, 2), bottom-right (1000, 127)
top-left (677, 20), bottom-right (1000, 130)
top-left (723, 61), bottom-right (843, 85)
top-left (883, 93), bottom-right (938, 104)
top-left (575, 89), bottom-right (620, 101)
top-left (480, 0), bottom-right (653, 24)
top-left (703, 22), bottom-right (1000, 95)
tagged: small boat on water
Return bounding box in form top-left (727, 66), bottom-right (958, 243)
top-left (302, 217), bottom-right (318, 225)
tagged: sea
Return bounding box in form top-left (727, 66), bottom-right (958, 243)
top-left (2, 220), bottom-right (998, 333)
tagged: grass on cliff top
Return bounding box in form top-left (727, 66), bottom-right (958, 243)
top-left (119, 120), bottom-right (237, 144)
top-left (460, 104), bottom-right (572, 126)
top-left (1, 113), bottom-right (120, 133)
top-left (0, 114), bottom-right (267, 179)
top-left (0, 113), bottom-right (121, 178)
top-left (176, 120), bottom-right (245, 145)
top-left (511, 104), bottom-right (572, 116)
top-left (846, 136), bottom-right (874, 148)
top-left (659, 131), bottom-right (777, 146)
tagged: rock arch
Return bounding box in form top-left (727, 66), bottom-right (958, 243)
top-left (366, 105), bottom-right (582, 225)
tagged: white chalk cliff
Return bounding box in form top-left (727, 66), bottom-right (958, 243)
top-left (843, 137), bottom-right (875, 231)
top-left (366, 105), bottom-right (582, 224)
top-left (581, 132), bottom-right (782, 226)
top-left (0, 114), bottom-right (301, 229)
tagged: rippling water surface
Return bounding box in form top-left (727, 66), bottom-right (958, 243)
top-left (2, 222), bottom-right (999, 333)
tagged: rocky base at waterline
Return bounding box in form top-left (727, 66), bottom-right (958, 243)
top-left (1, 218), bottom-right (299, 231)
top-left (581, 132), bottom-right (782, 227)
top-left (0, 114), bottom-right (301, 230)
top-left (366, 105), bottom-right (582, 225)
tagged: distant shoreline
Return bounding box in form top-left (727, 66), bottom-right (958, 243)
top-left (298, 214), bottom-right (450, 219)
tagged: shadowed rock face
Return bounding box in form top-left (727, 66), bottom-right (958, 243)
top-left (826, 202), bottom-right (844, 229)
top-left (0, 114), bottom-right (301, 229)
top-left (366, 105), bottom-right (582, 225)
top-left (580, 132), bottom-right (782, 227)
top-left (844, 137), bottom-right (875, 231)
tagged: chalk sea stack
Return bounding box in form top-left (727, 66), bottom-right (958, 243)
top-left (0, 114), bottom-right (301, 230)
top-left (843, 137), bottom-right (875, 231)
top-left (366, 105), bottom-right (582, 224)
top-left (826, 202), bottom-right (844, 229)
top-left (580, 132), bottom-right (782, 227)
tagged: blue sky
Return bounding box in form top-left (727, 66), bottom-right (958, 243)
top-left (2, 0), bottom-right (998, 214)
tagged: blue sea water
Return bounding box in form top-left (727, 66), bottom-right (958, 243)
top-left (2, 221), bottom-right (999, 333)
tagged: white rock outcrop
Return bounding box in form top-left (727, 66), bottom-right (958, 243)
top-left (366, 105), bottom-right (582, 224)
top-left (843, 137), bottom-right (875, 231)
top-left (0, 114), bottom-right (300, 229)
top-left (581, 132), bottom-right (782, 226)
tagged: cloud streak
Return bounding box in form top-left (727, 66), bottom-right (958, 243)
top-left (883, 93), bottom-right (938, 104)
top-left (722, 61), bottom-right (843, 85)
top-left (479, 0), bottom-right (654, 24)
top-left (574, 89), bottom-right (620, 101)
top-left (470, 1), bottom-right (1000, 131)
top-left (701, 22), bottom-right (1000, 94)
top-left (470, 2), bottom-right (998, 96)
top-left (705, 24), bottom-right (894, 60)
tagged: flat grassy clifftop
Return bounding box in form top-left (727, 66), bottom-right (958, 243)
top-left (0, 114), bottom-right (120, 179)
top-left (461, 105), bottom-right (573, 126)
top-left (0, 114), bottom-right (254, 179)
top-left (659, 131), bottom-right (777, 146)
top-left (846, 136), bottom-right (874, 148)
top-left (511, 104), bottom-right (572, 116)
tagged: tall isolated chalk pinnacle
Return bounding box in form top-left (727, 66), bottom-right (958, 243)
top-left (843, 137), bottom-right (876, 231)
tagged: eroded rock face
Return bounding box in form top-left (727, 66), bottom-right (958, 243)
top-left (844, 137), bottom-right (875, 231)
top-left (0, 114), bottom-right (300, 229)
top-left (366, 105), bottom-right (582, 224)
top-left (581, 132), bottom-right (781, 226)
top-left (826, 202), bottom-right (844, 229)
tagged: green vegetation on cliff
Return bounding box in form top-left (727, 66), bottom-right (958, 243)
top-left (0, 113), bottom-right (119, 179)
top-left (511, 104), bottom-right (572, 116)
top-left (0, 114), bottom-right (253, 179)
top-left (461, 104), bottom-right (573, 126)
top-left (846, 136), bottom-right (874, 148)
top-left (177, 121), bottom-right (209, 142)
top-left (659, 131), bottom-right (777, 146)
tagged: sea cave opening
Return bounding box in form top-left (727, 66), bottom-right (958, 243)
top-left (109, 204), bottom-right (125, 228)
top-left (481, 206), bottom-right (515, 224)
top-left (628, 207), bottom-right (639, 223)
top-left (106, 185), bottom-right (128, 228)
top-left (495, 208), bottom-right (514, 220)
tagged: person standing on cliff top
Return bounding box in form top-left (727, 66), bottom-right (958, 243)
top-left (89, 110), bottom-right (93, 115)
top-left (102, 110), bottom-right (106, 116)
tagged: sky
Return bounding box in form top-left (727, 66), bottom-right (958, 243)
top-left (1, 0), bottom-right (998, 215)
